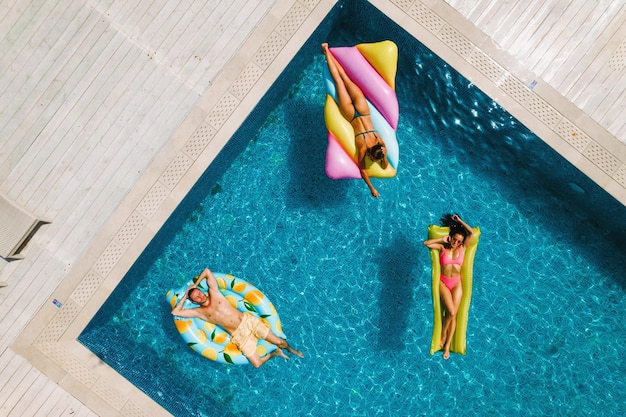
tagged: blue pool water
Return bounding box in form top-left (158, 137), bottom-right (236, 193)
top-left (80, 1), bottom-right (626, 416)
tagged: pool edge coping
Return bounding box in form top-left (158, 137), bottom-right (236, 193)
top-left (12, 0), bottom-right (626, 416)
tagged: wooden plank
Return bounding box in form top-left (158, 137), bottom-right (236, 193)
top-left (589, 68), bottom-right (626, 124)
top-left (558, 3), bottom-right (625, 99)
top-left (481, 0), bottom-right (528, 44)
top-left (1, 369), bottom-right (39, 415)
top-left (39, 392), bottom-right (74, 417)
top-left (47, 55), bottom-right (168, 190)
top-left (102, 0), bottom-right (144, 28)
top-left (0, 10), bottom-right (111, 188)
top-left (132, 0), bottom-right (167, 38)
top-left (165, 0), bottom-right (227, 86)
top-left (126, 0), bottom-right (162, 41)
top-left (573, 53), bottom-right (623, 112)
top-left (0, 1), bottom-right (71, 115)
top-left (0, 249), bottom-right (58, 351)
top-left (4, 28), bottom-right (132, 203)
top-left (489, 0), bottom-right (534, 49)
top-left (7, 372), bottom-right (52, 417)
top-left (120, 0), bottom-right (159, 32)
top-left (0, 354), bottom-right (32, 414)
top-left (472, 0), bottom-right (507, 31)
top-left (0, 0), bottom-right (74, 130)
top-left (60, 403), bottom-right (97, 417)
top-left (511, 1), bottom-right (563, 61)
top-left (0, 0), bottom-right (53, 58)
top-left (0, 349), bottom-right (20, 393)
top-left (20, 45), bottom-right (146, 211)
top-left (138, 0), bottom-right (195, 56)
top-left (0, 355), bottom-right (22, 398)
top-left (0, 0), bottom-right (27, 45)
top-left (83, 0), bottom-right (117, 17)
top-left (16, 376), bottom-right (58, 417)
top-left (547, 1), bottom-right (616, 88)
top-left (152, 0), bottom-right (204, 69)
top-left (188, 0), bottom-right (267, 90)
top-left (42, 65), bottom-right (185, 252)
top-left (0, 247), bottom-right (45, 334)
top-left (46, 78), bottom-right (195, 257)
top-left (529, 1), bottom-right (590, 75)
top-left (38, 386), bottom-right (94, 417)
top-left (192, 0), bottom-right (274, 90)
top-left (515, 1), bottom-right (573, 64)
top-left (462, 0), bottom-right (494, 24)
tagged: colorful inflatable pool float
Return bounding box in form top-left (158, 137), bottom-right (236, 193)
top-left (165, 272), bottom-right (285, 365)
top-left (427, 225), bottom-right (481, 355)
top-left (322, 40), bottom-right (399, 179)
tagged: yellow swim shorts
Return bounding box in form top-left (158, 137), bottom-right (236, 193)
top-left (230, 313), bottom-right (270, 357)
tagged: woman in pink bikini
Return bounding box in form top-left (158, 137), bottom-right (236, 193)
top-left (423, 214), bottom-right (474, 359)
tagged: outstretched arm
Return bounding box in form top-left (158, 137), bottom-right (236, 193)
top-left (452, 215), bottom-right (474, 246)
top-left (192, 268), bottom-right (218, 291)
top-left (360, 169), bottom-right (379, 198)
top-left (197, 267), bottom-right (228, 305)
top-left (199, 268), bottom-right (219, 294)
top-left (358, 147), bottom-right (379, 198)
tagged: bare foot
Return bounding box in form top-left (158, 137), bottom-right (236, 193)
top-left (443, 349), bottom-right (450, 360)
top-left (272, 347), bottom-right (290, 360)
top-left (287, 346), bottom-right (304, 358)
top-left (321, 43), bottom-right (328, 55)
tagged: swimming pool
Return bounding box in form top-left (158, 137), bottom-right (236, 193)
top-left (80, 1), bottom-right (626, 416)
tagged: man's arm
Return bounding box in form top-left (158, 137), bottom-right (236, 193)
top-left (171, 285), bottom-right (200, 318)
top-left (202, 268), bottom-right (220, 294)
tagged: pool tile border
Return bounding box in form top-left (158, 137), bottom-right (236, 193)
top-left (12, 0), bottom-right (626, 416)
top-left (12, 1), bottom-right (336, 415)
top-left (381, 0), bottom-right (625, 200)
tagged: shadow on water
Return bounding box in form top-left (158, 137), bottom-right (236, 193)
top-left (402, 47), bottom-right (626, 290)
top-left (284, 94), bottom-right (354, 208)
top-left (372, 232), bottom-right (422, 350)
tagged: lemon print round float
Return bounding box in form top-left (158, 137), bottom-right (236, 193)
top-left (165, 272), bottom-right (286, 365)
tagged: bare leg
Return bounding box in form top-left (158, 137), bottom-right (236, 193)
top-left (439, 281), bottom-right (453, 349)
top-left (439, 280), bottom-right (462, 360)
top-left (443, 317), bottom-right (456, 360)
top-left (247, 347), bottom-right (288, 368)
top-left (322, 43), bottom-right (369, 119)
top-left (265, 331), bottom-right (304, 358)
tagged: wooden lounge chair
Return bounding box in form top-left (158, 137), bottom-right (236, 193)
top-left (0, 194), bottom-right (51, 260)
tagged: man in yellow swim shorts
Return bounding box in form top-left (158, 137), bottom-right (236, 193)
top-left (172, 268), bottom-right (304, 368)
top-left (230, 313), bottom-right (271, 358)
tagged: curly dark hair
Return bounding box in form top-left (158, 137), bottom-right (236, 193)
top-left (368, 144), bottom-right (385, 161)
top-left (439, 213), bottom-right (468, 238)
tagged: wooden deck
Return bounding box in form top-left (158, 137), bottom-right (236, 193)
top-left (0, 0), bottom-right (624, 416)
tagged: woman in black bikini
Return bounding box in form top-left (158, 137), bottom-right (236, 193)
top-left (322, 43), bottom-right (389, 198)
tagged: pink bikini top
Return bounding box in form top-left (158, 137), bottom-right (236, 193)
top-left (440, 247), bottom-right (464, 266)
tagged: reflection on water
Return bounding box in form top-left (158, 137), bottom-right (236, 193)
top-left (80, 1), bottom-right (626, 416)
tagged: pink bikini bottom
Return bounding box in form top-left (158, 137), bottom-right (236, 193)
top-left (440, 274), bottom-right (460, 291)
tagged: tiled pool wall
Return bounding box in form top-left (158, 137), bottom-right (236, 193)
top-left (12, 0), bottom-right (625, 416)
